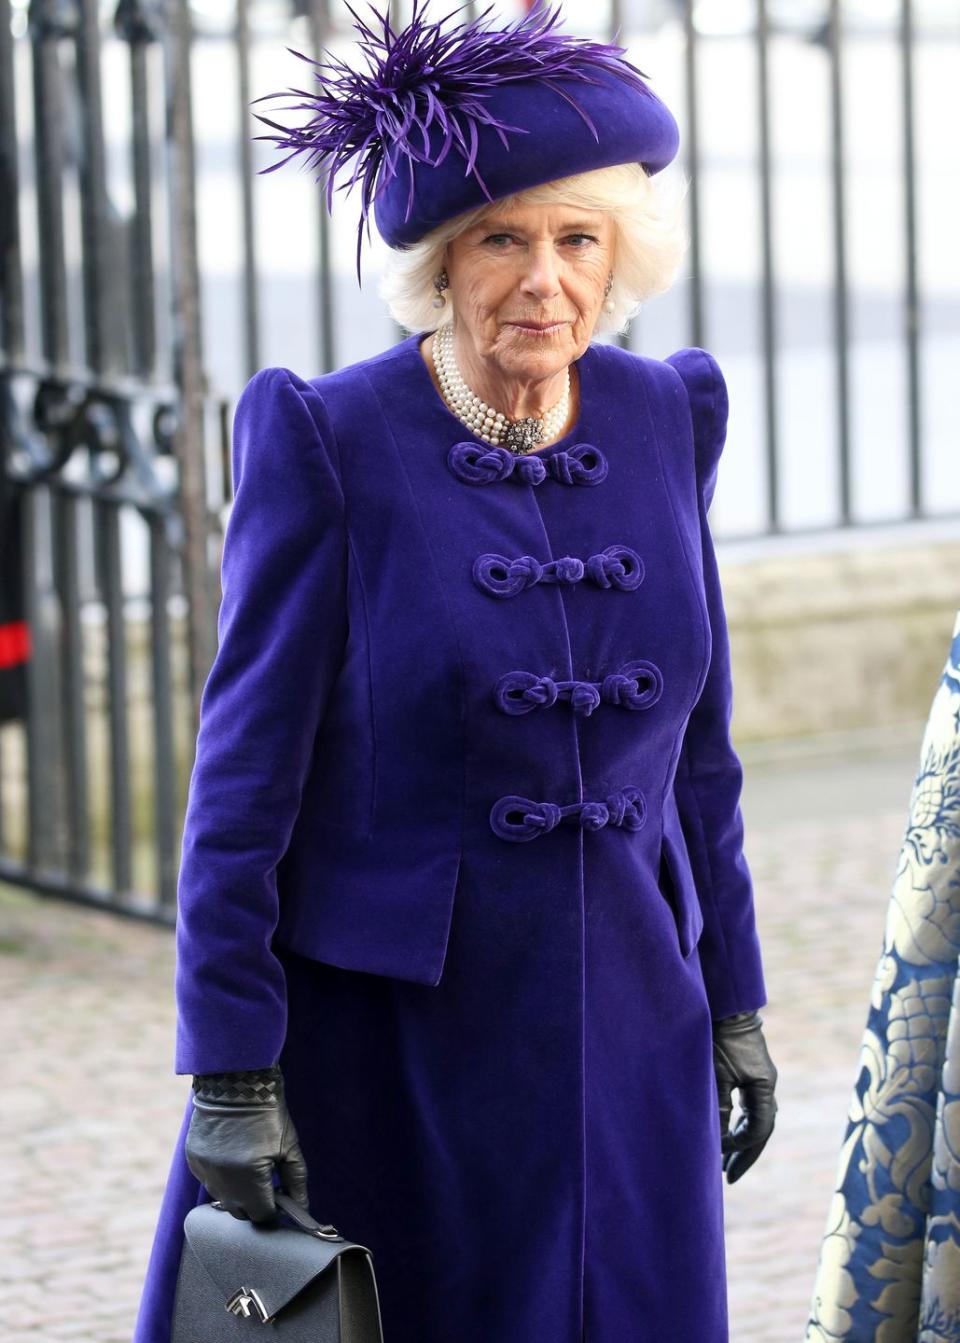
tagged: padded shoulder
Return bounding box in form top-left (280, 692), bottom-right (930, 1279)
top-left (663, 346), bottom-right (730, 512)
top-left (231, 365), bottom-right (344, 501)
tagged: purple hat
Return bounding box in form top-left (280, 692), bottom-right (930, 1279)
top-left (252, 1), bottom-right (680, 278)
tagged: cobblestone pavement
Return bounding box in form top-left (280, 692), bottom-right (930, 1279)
top-left (1, 722), bottom-right (930, 1342)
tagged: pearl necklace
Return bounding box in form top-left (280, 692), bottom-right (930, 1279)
top-left (432, 321), bottom-right (570, 455)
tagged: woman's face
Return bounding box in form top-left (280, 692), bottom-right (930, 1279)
top-left (443, 198), bottom-right (615, 385)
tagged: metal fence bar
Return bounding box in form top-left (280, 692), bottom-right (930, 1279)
top-left (236, 0), bottom-right (261, 379)
top-left (76, 0), bottom-right (121, 376)
top-left (94, 497), bottom-right (134, 895)
top-left (610, 0), bottom-right (631, 353)
top-left (51, 488), bottom-right (90, 882)
top-left (0, 0), bottom-right (24, 361)
top-left (311, 0), bottom-right (335, 372)
top-left (827, 0), bottom-right (852, 525)
top-left (0, 0), bottom-right (25, 856)
top-left (29, 0), bottom-right (72, 371)
top-left (117, 0), bottom-right (163, 380)
top-left (164, 0), bottom-right (216, 725)
top-left (148, 513), bottom-right (178, 911)
top-left (19, 480), bottom-right (59, 872)
top-left (681, 0), bottom-right (704, 349)
top-left (71, 0), bottom-right (126, 899)
top-left (900, 0), bottom-right (922, 518)
top-left (24, 0), bottom-right (76, 880)
top-left (755, 0), bottom-right (780, 534)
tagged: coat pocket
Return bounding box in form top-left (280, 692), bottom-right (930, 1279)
top-left (658, 792), bottom-right (705, 958)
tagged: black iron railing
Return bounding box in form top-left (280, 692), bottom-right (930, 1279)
top-left (0, 0), bottom-right (955, 920)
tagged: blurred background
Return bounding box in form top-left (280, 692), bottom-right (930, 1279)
top-left (1, 0), bottom-right (958, 1339)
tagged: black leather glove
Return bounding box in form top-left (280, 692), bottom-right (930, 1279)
top-left (712, 1009), bottom-right (778, 1185)
top-left (184, 1065), bottom-right (309, 1222)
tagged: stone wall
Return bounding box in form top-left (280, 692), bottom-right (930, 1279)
top-left (720, 532), bottom-right (960, 744)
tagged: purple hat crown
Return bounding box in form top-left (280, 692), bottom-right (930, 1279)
top-left (251, 0), bottom-right (657, 277)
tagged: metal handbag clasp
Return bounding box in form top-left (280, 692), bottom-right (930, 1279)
top-left (225, 1286), bottom-right (270, 1323)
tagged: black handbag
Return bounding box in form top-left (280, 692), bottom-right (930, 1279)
top-left (171, 1192), bottom-right (385, 1340)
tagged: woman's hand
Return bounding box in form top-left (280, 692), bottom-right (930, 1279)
top-left (184, 1065), bottom-right (309, 1221)
top-left (711, 1010), bottom-right (778, 1184)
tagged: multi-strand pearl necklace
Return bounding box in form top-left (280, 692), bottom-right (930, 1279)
top-left (432, 321), bottom-right (570, 455)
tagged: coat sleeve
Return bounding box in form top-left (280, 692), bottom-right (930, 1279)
top-left (663, 346), bottom-right (768, 1022)
top-left (174, 366), bottom-right (348, 1075)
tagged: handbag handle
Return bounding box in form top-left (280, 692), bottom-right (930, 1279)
top-left (273, 1191), bottom-right (344, 1241)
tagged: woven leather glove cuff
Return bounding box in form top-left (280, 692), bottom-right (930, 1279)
top-left (191, 1065), bottom-right (283, 1105)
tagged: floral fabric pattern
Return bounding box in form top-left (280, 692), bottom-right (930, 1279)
top-left (806, 610), bottom-right (960, 1342)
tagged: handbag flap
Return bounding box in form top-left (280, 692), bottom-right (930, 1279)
top-left (183, 1200), bottom-right (372, 1321)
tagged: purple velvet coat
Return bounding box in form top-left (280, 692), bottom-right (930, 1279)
top-left (134, 332), bottom-right (767, 1343)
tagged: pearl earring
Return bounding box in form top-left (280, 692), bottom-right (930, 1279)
top-left (432, 268), bottom-right (449, 309)
top-left (602, 272), bottom-right (615, 314)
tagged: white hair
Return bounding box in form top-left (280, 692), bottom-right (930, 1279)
top-left (377, 160), bottom-right (690, 337)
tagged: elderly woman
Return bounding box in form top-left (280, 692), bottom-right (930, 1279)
top-left (134, 5), bottom-right (778, 1341)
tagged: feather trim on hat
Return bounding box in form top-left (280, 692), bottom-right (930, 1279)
top-left (250, 0), bottom-right (654, 279)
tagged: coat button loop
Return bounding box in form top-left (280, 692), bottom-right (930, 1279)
top-left (490, 787), bottom-right (647, 841)
top-left (550, 443), bottom-right (608, 485)
top-left (585, 545), bottom-right (645, 590)
top-left (446, 441), bottom-right (608, 486)
top-left (473, 546), bottom-right (643, 598)
top-left (493, 662), bottom-right (663, 716)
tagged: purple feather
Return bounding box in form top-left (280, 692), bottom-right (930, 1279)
top-left (250, 0), bottom-right (653, 281)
